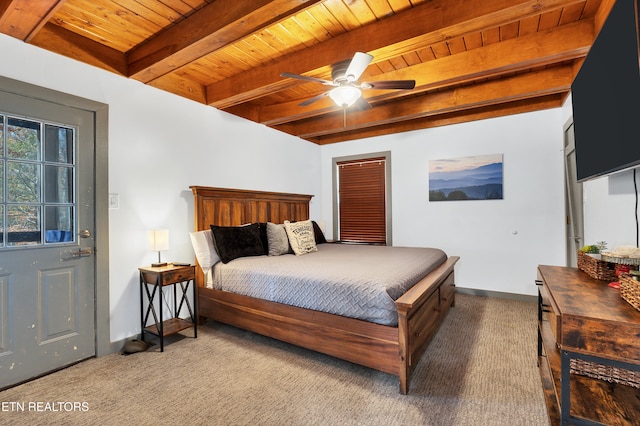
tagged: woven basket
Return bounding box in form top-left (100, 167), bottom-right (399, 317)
top-left (570, 358), bottom-right (640, 389)
top-left (620, 273), bottom-right (640, 312)
top-left (577, 251), bottom-right (617, 281)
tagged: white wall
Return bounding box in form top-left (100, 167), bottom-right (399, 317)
top-left (320, 109), bottom-right (567, 296)
top-left (583, 172), bottom-right (639, 248)
top-left (560, 96), bottom-right (640, 250)
top-left (0, 34), bottom-right (321, 343)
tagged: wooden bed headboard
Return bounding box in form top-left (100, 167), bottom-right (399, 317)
top-left (189, 186), bottom-right (314, 285)
top-left (190, 186), bottom-right (313, 231)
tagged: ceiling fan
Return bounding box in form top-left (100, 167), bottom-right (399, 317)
top-left (281, 52), bottom-right (416, 109)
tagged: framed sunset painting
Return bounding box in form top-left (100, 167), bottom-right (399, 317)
top-left (429, 154), bottom-right (503, 201)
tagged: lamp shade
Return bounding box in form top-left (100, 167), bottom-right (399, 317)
top-left (329, 86), bottom-right (361, 107)
top-left (148, 229), bottom-right (169, 252)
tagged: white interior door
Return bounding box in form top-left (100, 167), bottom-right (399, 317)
top-left (0, 90), bottom-right (96, 389)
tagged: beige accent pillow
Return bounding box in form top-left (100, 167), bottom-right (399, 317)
top-left (284, 220), bottom-right (317, 256)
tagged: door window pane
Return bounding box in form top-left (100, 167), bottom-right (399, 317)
top-left (7, 161), bottom-right (41, 203)
top-left (7, 205), bottom-right (41, 246)
top-left (45, 165), bottom-right (73, 203)
top-left (45, 206), bottom-right (73, 243)
top-left (45, 125), bottom-right (73, 164)
top-left (7, 118), bottom-right (40, 160)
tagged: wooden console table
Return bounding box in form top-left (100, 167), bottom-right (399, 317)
top-left (536, 265), bottom-right (640, 425)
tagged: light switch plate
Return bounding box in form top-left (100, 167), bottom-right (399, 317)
top-left (109, 193), bottom-right (119, 209)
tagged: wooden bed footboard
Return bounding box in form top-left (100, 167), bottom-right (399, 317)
top-left (396, 256), bottom-right (459, 394)
top-left (199, 287), bottom-right (401, 376)
top-left (190, 186), bottom-right (459, 394)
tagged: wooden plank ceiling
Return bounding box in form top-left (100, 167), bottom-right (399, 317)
top-left (0, 0), bottom-right (613, 144)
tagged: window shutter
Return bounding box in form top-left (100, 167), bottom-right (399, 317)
top-left (337, 157), bottom-right (386, 244)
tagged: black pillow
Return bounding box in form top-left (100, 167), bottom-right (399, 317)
top-left (312, 221), bottom-right (327, 244)
top-left (210, 223), bottom-right (265, 264)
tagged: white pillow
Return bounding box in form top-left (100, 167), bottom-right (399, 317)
top-left (284, 220), bottom-right (317, 256)
top-left (189, 230), bottom-right (220, 273)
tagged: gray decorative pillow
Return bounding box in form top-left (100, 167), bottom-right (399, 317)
top-left (267, 222), bottom-right (291, 256)
top-left (284, 220), bottom-right (317, 256)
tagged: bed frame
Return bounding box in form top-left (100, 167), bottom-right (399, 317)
top-left (190, 186), bottom-right (459, 394)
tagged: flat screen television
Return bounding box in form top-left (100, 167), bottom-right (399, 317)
top-left (571, 0), bottom-right (640, 182)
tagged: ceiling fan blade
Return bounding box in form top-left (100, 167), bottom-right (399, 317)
top-left (350, 97), bottom-right (372, 111)
top-left (281, 72), bottom-right (334, 86)
top-left (299, 91), bottom-right (330, 106)
top-left (344, 52), bottom-right (373, 81)
top-left (362, 80), bottom-right (416, 90)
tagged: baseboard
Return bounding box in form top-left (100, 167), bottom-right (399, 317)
top-left (456, 287), bottom-right (537, 303)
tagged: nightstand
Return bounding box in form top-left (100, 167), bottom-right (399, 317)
top-left (139, 264), bottom-right (197, 351)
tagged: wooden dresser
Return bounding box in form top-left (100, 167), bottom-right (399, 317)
top-left (536, 265), bottom-right (640, 425)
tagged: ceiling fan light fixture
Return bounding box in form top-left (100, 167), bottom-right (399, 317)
top-left (329, 85), bottom-right (361, 107)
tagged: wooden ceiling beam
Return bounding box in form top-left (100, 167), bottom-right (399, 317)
top-left (306, 94), bottom-right (566, 144)
top-left (275, 64), bottom-right (574, 138)
top-left (148, 73), bottom-right (207, 105)
top-left (30, 23), bottom-right (127, 75)
top-left (0, 0), bottom-right (65, 41)
top-left (253, 19), bottom-right (592, 125)
top-left (205, 0), bottom-right (583, 108)
top-left (127, 0), bottom-right (323, 83)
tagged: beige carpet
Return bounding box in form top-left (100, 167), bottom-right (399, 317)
top-left (0, 294), bottom-right (548, 425)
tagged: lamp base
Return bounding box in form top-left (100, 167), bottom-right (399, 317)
top-left (151, 262), bottom-right (167, 267)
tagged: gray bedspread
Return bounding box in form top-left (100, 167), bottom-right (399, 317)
top-left (211, 243), bottom-right (447, 326)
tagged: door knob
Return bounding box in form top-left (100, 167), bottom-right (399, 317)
top-left (79, 229), bottom-right (92, 238)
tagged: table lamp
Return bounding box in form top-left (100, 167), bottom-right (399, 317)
top-left (148, 229), bottom-right (169, 267)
